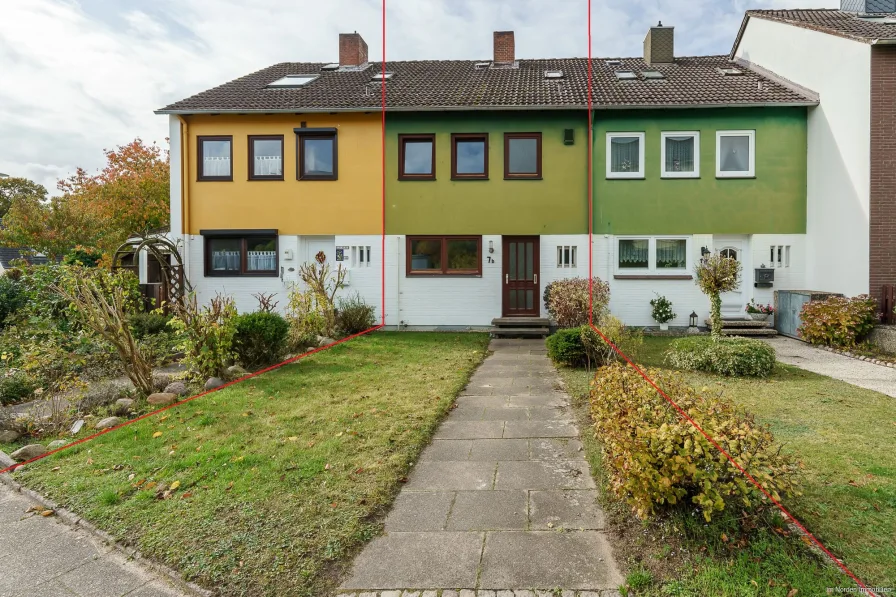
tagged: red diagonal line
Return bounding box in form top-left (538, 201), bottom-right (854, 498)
top-left (1, 324), bottom-right (385, 476)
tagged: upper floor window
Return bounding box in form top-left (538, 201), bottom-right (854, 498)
top-left (716, 130), bottom-right (755, 178)
top-left (407, 235), bottom-right (482, 275)
top-left (198, 136), bottom-right (233, 181)
top-left (504, 133), bottom-right (542, 179)
top-left (249, 135), bottom-right (284, 180)
top-left (398, 134), bottom-right (435, 180)
top-left (451, 133), bottom-right (488, 180)
top-left (295, 128), bottom-right (337, 180)
top-left (661, 132), bottom-right (700, 178)
top-left (203, 231), bottom-right (278, 277)
top-left (606, 132), bottom-right (644, 179)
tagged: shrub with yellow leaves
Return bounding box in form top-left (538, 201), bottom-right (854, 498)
top-left (589, 363), bottom-right (800, 522)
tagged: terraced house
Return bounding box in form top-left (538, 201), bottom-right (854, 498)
top-left (157, 23), bottom-right (821, 328)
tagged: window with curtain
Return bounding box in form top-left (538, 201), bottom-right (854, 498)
top-left (205, 234), bottom-right (277, 276)
top-left (198, 136), bottom-right (232, 181)
top-left (607, 133), bottom-right (644, 178)
top-left (618, 239), bottom-right (649, 268)
top-left (249, 136), bottom-right (283, 180)
top-left (617, 237), bottom-right (690, 275)
top-left (662, 132), bottom-right (699, 177)
top-left (717, 130), bottom-right (755, 177)
top-left (655, 239), bottom-right (687, 269)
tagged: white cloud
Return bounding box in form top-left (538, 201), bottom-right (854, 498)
top-left (0, 0), bottom-right (836, 194)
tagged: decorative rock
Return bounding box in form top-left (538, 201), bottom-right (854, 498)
top-left (114, 398), bottom-right (135, 415)
top-left (0, 430), bottom-right (20, 443)
top-left (226, 365), bottom-right (249, 380)
top-left (47, 439), bottom-right (67, 450)
top-left (147, 393), bottom-right (177, 407)
top-left (163, 381), bottom-right (188, 396)
top-left (10, 444), bottom-right (46, 461)
top-left (318, 336), bottom-right (337, 347)
top-left (70, 419), bottom-right (85, 435)
top-left (204, 377), bottom-right (225, 390)
top-left (94, 417), bottom-right (122, 430)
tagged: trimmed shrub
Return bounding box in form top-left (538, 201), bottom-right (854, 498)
top-left (545, 277), bottom-right (611, 328)
top-left (580, 315), bottom-right (644, 368)
top-left (546, 327), bottom-right (586, 367)
top-left (233, 311), bottom-right (290, 369)
top-left (0, 276), bottom-right (25, 330)
top-left (129, 312), bottom-right (172, 339)
top-left (665, 336), bottom-right (776, 377)
top-left (590, 363), bottom-right (800, 522)
top-left (336, 293), bottom-right (377, 336)
top-left (0, 369), bottom-right (35, 406)
top-left (798, 295), bottom-right (879, 348)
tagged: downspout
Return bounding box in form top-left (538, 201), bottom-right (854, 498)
top-left (177, 116), bottom-right (191, 283)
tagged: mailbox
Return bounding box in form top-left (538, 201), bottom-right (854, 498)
top-left (754, 267), bottom-right (774, 288)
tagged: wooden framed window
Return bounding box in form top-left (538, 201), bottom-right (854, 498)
top-left (398, 134), bottom-right (436, 180)
top-left (197, 136), bottom-right (233, 181)
top-left (202, 231), bottom-right (278, 277)
top-left (504, 133), bottom-right (542, 179)
top-left (407, 235), bottom-right (482, 275)
top-left (248, 135), bottom-right (284, 180)
top-left (450, 133), bottom-right (488, 180)
top-left (295, 128), bottom-right (338, 180)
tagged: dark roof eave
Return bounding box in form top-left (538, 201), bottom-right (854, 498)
top-left (594, 100), bottom-right (818, 109)
top-left (737, 10), bottom-right (896, 49)
top-left (155, 105), bottom-right (591, 115)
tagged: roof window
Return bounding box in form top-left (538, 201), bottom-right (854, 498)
top-left (544, 70), bottom-right (564, 79)
top-left (474, 62), bottom-right (490, 70)
top-left (371, 72), bottom-right (394, 81)
top-left (267, 75), bottom-right (318, 88)
top-left (614, 70), bottom-right (637, 80)
top-left (320, 63), bottom-right (339, 71)
top-left (606, 59), bottom-right (622, 66)
top-left (641, 70), bottom-right (664, 79)
top-left (718, 67), bottom-right (743, 76)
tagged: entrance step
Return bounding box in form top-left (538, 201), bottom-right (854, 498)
top-left (490, 317), bottom-right (551, 338)
top-left (489, 327), bottom-right (550, 338)
top-left (720, 328), bottom-right (778, 336)
top-left (491, 317), bottom-right (551, 328)
top-left (706, 318), bottom-right (778, 337)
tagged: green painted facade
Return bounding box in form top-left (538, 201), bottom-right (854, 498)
top-left (385, 111), bottom-right (588, 235)
top-left (594, 107), bottom-right (808, 235)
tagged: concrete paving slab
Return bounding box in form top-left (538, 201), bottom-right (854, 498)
top-left (446, 491), bottom-right (528, 531)
top-left (530, 438), bottom-right (586, 461)
top-left (12, 579), bottom-right (78, 597)
top-left (495, 461), bottom-right (595, 490)
top-left (455, 396), bottom-right (510, 408)
top-left (506, 395), bottom-right (567, 408)
top-left (526, 406), bottom-right (573, 421)
top-left (433, 421), bottom-right (505, 440)
top-left (468, 439), bottom-right (529, 461)
top-left (420, 440), bottom-right (472, 461)
top-left (503, 421), bottom-right (578, 439)
top-left (404, 461), bottom-right (496, 491)
top-left (55, 557), bottom-right (148, 597)
top-left (339, 532), bottom-right (484, 589)
top-left (384, 492), bottom-right (454, 532)
top-left (529, 490), bottom-right (606, 530)
top-left (478, 531), bottom-right (623, 589)
top-left (481, 407), bottom-right (529, 421)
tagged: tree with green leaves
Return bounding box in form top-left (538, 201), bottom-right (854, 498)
top-left (0, 176), bottom-right (48, 222)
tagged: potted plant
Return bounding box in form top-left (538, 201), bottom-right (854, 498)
top-left (746, 300), bottom-right (775, 321)
top-left (650, 294), bottom-right (676, 331)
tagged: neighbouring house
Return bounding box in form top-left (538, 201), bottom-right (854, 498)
top-left (0, 247), bottom-right (50, 274)
top-left (731, 0), bottom-right (896, 312)
top-left (157, 23), bottom-right (825, 328)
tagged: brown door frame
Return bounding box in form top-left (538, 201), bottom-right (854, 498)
top-left (501, 236), bottom-right (540, 317)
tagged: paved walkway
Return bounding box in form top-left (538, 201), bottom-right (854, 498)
top-left (338, 339), bottom-right (623, 595)
top-left (766, 337), bottom-right (896, 398)
top-left (0, 481), bottom-right (188, 597)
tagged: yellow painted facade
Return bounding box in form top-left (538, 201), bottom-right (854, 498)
top-left (182, 113), bottom-right (381, 235)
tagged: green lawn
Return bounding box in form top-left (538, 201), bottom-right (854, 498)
top-left (560, 336), bottom-right (896, 595)
top-left (8, 332), bottom-right (489, 597)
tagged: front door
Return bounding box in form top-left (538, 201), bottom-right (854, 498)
top-left (502, 236), bottom-right (540, 317)
top-left (713, 236), bottom-right (748, 319)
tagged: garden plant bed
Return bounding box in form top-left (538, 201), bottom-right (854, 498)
top-left (558, 336), bottom-right (895, 595)
top-left (3, 332), bottom-right (489, 597)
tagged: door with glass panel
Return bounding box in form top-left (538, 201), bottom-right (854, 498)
top-left (713, 236), bottom-right (749, 318)
top-left (502, 236), bottom-right (540, 317)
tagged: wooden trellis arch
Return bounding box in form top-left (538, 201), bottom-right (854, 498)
top-left (112, 233), bottom-right (191, 311)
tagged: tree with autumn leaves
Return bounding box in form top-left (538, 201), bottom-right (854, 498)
top-left (0, 139), bottom-right (169, 259)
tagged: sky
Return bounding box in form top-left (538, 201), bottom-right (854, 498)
top-left (0, 0), bottom-right (835, 195)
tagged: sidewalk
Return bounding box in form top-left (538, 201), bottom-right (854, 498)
top-left (766, 337), bottom-right (896, 398)
top-left (0, 481), bottom-right (188, 597)
top-left (337, 338), bottom-right (623, 594)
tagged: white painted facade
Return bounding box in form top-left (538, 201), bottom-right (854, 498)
top-left (734, 16), bottom-right (872, 296)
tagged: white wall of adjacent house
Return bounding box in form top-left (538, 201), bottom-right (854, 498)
top-left (734, 16), bottom-right (871, 296)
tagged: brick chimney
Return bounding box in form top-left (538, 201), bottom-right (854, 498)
top-left (644, 22), bottom-right (674, 65)
top-left (494, 31), bottom-right (515, 64)
top-left (339, 32), bottom-right (368, 67)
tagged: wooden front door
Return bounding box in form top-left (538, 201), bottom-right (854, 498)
top-left (502, 236), bottom-right (540, 317)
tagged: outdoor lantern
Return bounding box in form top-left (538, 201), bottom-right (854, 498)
top-left (488, 240), bottom-right (494, 254)
top-left (689, 311), bottom-right (698, 327)
top-left (700, 246), bottom-right (710, 257)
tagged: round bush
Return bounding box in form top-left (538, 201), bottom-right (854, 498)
top-left (665, 336), bottom-right (776, 377)
top-left (129, 312), bottom-right (172, 339)
top-left (233, 311), bottom-right (290, 369)
top-left (336, 293), bottom-right (377, 336)
top-left (546, 327), bottom-right (586, 367)
top-left (0, 276), bottom-right (25, 330)
top-left (0, 369), bottom-right (35, 406)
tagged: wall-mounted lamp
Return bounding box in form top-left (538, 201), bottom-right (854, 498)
top-left (488, 240), bottom-right (495, 254)
top-left (700, 246), bottom-right (710, 257)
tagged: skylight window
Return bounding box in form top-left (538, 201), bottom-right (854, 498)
top-left (267, 74), bottom-right (318, 88)
top-left (718, 67), bottom-right (743, 76)
top-left (320, 63), bottom-right (339, 71)
top-left (606, 60), bottom-right (622, 66)
top-left (642, 70), bottom-right (664, 79)
top-left (544, 70), bottom-right (564, 79)
top-left (371, 72), bottom-right (394, 81)
top-left (614, 70), bottom-right (637, 80)
top-left (474, 62), bottom-right (490, 70)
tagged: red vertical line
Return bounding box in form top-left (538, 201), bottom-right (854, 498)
top-left (380, 0), bottom-right (387, 326)
top-left (587, 0), bottom-right (594, 325)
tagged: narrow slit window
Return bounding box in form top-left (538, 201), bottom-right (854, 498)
top-left (557, 245), bottom-right (577, 268)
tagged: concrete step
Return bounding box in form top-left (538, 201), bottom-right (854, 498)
top-left (706, 319), bottom-right (774, 329)
top-left (720, 328), bottom-right (778, 336)
top-left (489, 327), bottom-right (550, 338)
top-left (491, 317), bottom-right (551, 327)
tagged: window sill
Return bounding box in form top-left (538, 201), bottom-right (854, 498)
top-left (451, 177), bottom-right (489, 181)
top-left (406, 273), bottom-right (483, 278)
top-left (197, 177), bottom-right (233, 182)
top-left (614, 274), bottom-right (693, 280)
top-left (248, 177), bottom-right (285, 182)
top-left (205, 272), bottom-right (279, 278)
top-left (606, 175), bottom-right (645, 180)
top-left (398, 177), bottom-right (437, 181)
top-left (504, 176), bottom-right (543, 181)
top-left (660, 174), bottom-right (701, 179)
top-left (716, 174), bottom-right (756, 179)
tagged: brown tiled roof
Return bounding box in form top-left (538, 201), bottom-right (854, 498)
top-left (736, 9), bottom-right (896, 47)
top-left (156, 56), bottom-right (816, 114)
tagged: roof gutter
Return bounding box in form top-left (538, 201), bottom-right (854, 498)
top-left (871, 38), bottom-right (896, 44)
top-left (594, 101), bottom-right (819, 110)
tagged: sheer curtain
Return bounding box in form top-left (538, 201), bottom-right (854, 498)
top-left (254, 156), bottom-right (282, 176)
top-left (203, 157), bottom-right (231, 177)
top-left (619, 239), bottom-right (649, 267)
top-left (665, 136), bottom-right (694, 172)
top-left (656, 239), bottom-right (686, 269)
top-left (212, 250), bottom-right (240, 271)
top-left (247, 251), bottom-right (276, 271)
top-left (610, 137), bottom-right (640, 172)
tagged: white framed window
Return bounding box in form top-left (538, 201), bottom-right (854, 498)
top-left (606, 132), bottom-right (645, 179)
top-left (557, 245), bottom-right (577, 268)
top-left (351, 245), bottom-right (371, 268)
top-left (616, 236), bottom-right (690, 274)
top-left (661, 132), bottom-right (700, 178)
top-left (716, 130), bottom-right (755, 178)
top-left (769, 245), bottom-right (791, 268)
